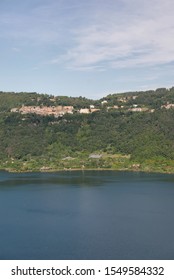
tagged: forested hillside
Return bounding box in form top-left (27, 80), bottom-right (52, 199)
top-left (0, 88), bottom-right (174, 173)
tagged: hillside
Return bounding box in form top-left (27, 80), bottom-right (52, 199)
top-left (0, 87), bottom-right (174, 173)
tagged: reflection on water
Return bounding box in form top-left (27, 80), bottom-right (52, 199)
top-left (0, 170), bottom-right (174, 260)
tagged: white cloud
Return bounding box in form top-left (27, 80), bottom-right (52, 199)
top-left (12, 47), bottom-right (21, 52)
top-left (52, 0), bottom-right (174, 70)
top-left (1, 0), bottom-right (174, 72)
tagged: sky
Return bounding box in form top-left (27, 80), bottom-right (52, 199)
top-left (0, 0), bottom-right (174, 99)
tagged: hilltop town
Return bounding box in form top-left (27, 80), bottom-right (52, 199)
top-left (9, 87), bottom-right (174, 117)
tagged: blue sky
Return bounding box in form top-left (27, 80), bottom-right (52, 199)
top-left (0, 0), bottom-right (174, 99)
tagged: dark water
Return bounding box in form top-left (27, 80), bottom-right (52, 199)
top-left (0, 170), bottom-right (174, 260)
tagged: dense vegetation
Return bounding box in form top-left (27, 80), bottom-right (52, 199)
top-left (0, 88), bottom-right (174, 173)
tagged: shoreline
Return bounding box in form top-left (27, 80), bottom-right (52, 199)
top-left (1, 167), bottom-right (174, 175)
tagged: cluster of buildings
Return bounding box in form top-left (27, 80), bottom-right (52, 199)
top-left (11, 105), bottom-right (74, 117)
top-left (161, 103), bottom-right (174, 109)
top-left (11, 104), bottom-right (101, 116)
top-left (10, 97), bottom-right (174, 117)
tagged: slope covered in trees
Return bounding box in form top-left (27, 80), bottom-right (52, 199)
top-left (0, 88), bottom-right (174, 173)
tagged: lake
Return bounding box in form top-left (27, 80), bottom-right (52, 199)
top-left (0, 170), bottom-right (174, 260)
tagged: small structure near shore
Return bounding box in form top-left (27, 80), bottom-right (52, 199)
top-left (89, 154), bottom-right (102, 159)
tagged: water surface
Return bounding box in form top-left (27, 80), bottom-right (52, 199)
top-left (0, 170), bottom-right (174, 259)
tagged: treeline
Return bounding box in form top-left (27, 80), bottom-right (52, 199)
top-left (0, 91), bottom-right (97, 111)
top-left (105, 87), bottom-right (174, 108)
top-left (1, 86), bottom-right (174, 112)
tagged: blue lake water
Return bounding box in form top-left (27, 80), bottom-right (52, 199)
top-left (0, 170), bottom-right (174, 260)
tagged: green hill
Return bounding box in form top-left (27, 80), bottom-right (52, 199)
top-left (0, 87), bottom-right (174, 173)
